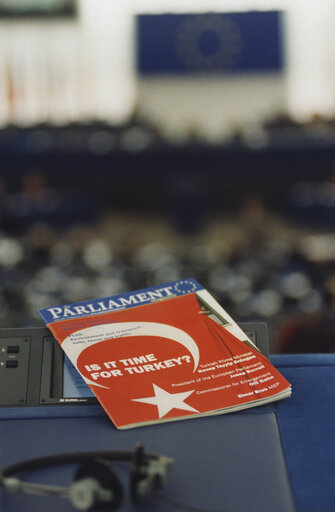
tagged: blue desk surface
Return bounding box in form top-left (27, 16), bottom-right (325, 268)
top-left (1, 354), bottom-right (334, 512)
top-left (272, 354), bottom-right (335, 512)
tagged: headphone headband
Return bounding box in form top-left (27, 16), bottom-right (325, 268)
top-left (0, 445), bottom-right (174, 511)
top-left (0, 447), bottom-right (158, 479)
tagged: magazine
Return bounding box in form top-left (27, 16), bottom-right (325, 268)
top-left (39, 279), bottom-right (291, 429)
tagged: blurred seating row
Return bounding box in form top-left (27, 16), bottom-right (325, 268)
top-left (1, 206), bottom-right (335, 352)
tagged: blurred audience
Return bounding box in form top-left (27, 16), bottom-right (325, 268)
top-left (0, 176), bottom-right (334, 355)
top-left (1, 115), bottom-right (335, 354)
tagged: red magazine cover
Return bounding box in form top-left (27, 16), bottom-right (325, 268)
top-left (43, 291), bottom-right (291, 429)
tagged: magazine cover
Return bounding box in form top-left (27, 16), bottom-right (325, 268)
top-left (39, 279), bottom-right (291, 429)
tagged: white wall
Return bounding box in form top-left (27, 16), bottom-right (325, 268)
top-left (0, 0), bottom-right (334, 136)
top-left (137, 75), bottom-right (286, 141)
top-left (0, 2), bottom-right (136, 125)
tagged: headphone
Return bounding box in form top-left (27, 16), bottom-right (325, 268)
top-left (0, 444), bottom-right (174, 511)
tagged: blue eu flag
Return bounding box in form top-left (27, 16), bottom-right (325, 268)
top-left (136, 11), bottom-right (284, 75)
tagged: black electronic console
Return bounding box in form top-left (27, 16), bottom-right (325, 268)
top-left (0, 322), bottom-right (269, 420)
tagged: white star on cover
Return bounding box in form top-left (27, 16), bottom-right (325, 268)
top-left (132, 384), bottom-right (199, 419)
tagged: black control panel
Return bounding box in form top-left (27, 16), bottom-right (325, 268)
top-left (0, 323), bottom-right (269, 419)
top-left (0, 336), bottom-right (31, 406)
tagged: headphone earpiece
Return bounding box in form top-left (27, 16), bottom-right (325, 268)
top-left (70, 460), bottom-right (123, 512)
top-left (130, 444), bottom-right (173, 503)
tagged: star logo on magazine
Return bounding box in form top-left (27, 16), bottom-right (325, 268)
top-left (174, 280), bottom-right (197, 294)
top-left (132, 384), bottom-right (199, 419)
